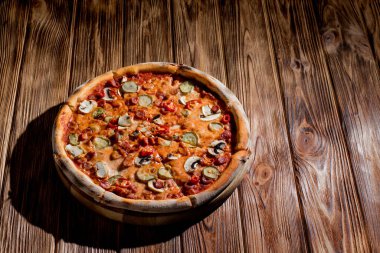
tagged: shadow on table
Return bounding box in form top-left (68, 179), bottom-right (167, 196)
top-left (8, 105), bottom-right (205, 250)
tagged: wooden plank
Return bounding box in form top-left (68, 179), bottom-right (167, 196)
top-left (56, 1), bottom-right (123, 252)
top-left (172, 1), bottom-right (244, 252)
top-left (119, 1), bottom-right (181, 252)
top-left (0, 0), bottom-right (75, 252)
top-left (359, 0), bottom-right (380, 66)
top-left (316, 0), bottom-right (380, 251)
top-left (219, 0), bottom-right (308, 252)
top-left (262, 0), bottom-right (371, 252)
top-left (0, 0), bottom-right (29, 196)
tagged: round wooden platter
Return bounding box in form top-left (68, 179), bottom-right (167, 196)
top-left (55, 153), bottom-right (252, 226)
top-left (53, 62), bottom-right (252, 225)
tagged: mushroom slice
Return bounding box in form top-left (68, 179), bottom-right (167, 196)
top-left (103, 88), bottom-right (117, 101)
top-left (147, 180), bottom-right (165, 193)
top-left (118, 113), bottom-right (132, 127)
top-left (65, 144), bottom-right (83, 157)
top-left (153, 115), bottom-right (165, 125)
top-left (134, 155), bottom-right (152, 166)
top-left (184, 156), bottom-right (201, 173)
top-left (158, 138), bottom-right (171, 147)
top-left (201, 105), bottom-right (213, 117)
top-left (95, 162), bottom-right (109, 178)
top-left (136, 167), bottom-right (155, 182)
top-left (202, 166), bottom-right (220, 180)
top-left (158, 167), bottom-right (173, 179)
top-left (78, 100), bottom-right (97, 114)
top-left (179, 96), bottom-right (187, 105)
top-left (207, 140), bottom-right (227, 156)
top-left (93, 136), bottom-right (111, 149)
top-left (167, 153), bottom-right (180, 160)
top-left (199, 112), bottom-right (221, 121)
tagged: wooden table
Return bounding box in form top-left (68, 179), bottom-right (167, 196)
top-left (1, 0), bottom-right (379, 252)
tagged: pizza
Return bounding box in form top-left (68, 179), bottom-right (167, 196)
top-left (53, 63), bottom-right (250, 213)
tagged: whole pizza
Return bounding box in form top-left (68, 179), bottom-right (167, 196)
top-left (53, 63), bottom-right (250, 215)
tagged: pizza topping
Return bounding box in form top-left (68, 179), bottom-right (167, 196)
top-left (147, 180), bottom-right (165, 193)
top-left (208, 140), bottom-right (226, 156)
top-left (153, 115), bottom-right (165, 125)
top-left (158, 138), bottom-right (171, 146)
top-left (167, 153), bottom-right (180, 160)
top-left (208, 122), bottom-right (224, 131)
top-left (79, 100), bottom-right (97, 114)
top-left (68, 133), bottom-right (79, 146)
top-left (202, 105), bottom-right (214, 117)
top-left (182, 132), bottom-right (198, 146)
top-left (65, 144), bottom-right (84, 157)
top-left (202, 166), bottom-right (220, 180)
top-left (158, 167), bottom-right (173, 179)
top-left (138, 95), bottom-right (153, 107)
top-left (121, 81), bottom-right (138, 93)
top-left (64, 72), bottom-right (234, 200)
top-left (179, 96), bottom-right (187, 105)
top-left (200, 112), bottom-right (221, 121)
top-left (136, 167), bottom-right (155, 182)
top-left (184, 156), bottom-right (201, 173)
top-left (103, 88), bottom-right (117, 101)
top-left (93, 136), bottom-right (111, 149)
top-left (221, 114), bottom-right (231, 124)
top-left (134, 155), bottom-right (152, 166)
top-left (95, 162), bottom-right (109, 178)
top-left (118, 113), bottom-right (132, 127)
top-left (179, 81), bottom-right (194, 94)
top-left (92, 107), bottom-right (105, 119)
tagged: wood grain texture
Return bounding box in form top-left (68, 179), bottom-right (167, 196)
top-left (0, 0), bottom-right (75, 253)
top-left (0, 0), bottom-right (29, 197)
top-left (316, 1), bottom-right (380, 251)
top-left (56, 1), bottom-right (122, 252)
top-left (172, 1), bottom-right (244, 252)
top-left (263, 0), bottom-right (371, 252)
top-left (120, 1), bottom-right (181, 253)
top-left (219, 0), bottom-right (308, 252)
top-left (359, 0), bottom-right (380, 66)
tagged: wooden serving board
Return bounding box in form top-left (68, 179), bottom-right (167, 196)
top-left (55, 149), bottom-right (253, 226)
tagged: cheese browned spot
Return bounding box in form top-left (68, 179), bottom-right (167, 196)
top-left (64, 73), bottom-right (233, 200)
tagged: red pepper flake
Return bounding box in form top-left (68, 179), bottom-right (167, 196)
top-left (161, 100), bottom-right (176, 112)
top-left (221, 114), bottom-right (231, 124)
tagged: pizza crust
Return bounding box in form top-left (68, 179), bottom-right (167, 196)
top-left (53, 62), bottom-right (251, 214)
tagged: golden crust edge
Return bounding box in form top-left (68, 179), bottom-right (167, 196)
top-left (52, 62), bottom-right (251, 213)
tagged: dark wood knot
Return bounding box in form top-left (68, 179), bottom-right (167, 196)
top-left (254, 164), bottom-right (273, 186)
top-left (295, 122), bottom-right (322, 157)
top-left (322, 29), bottom-right (340, 52)
top-left (290, 59), bottom-right (310, 72)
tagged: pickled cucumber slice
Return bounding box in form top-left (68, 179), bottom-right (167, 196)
top-left (138, 95), bottom-right (153, 107)
top-left (121, 81), bottom-right (138, 93)
top-left (182, 132), bottom-right (198, 146)
top-left (158, 167), bottom-right (173, 179)
top-left (202, 166), bottom-right (220, 179)
top-left (208, 122), bottom-right (223, 131)
top-left (68, 133), bottom-right (79, 146)
top-left (118, 113), bottom-right (132, 127)
top-left (136, 167), bottom-right (155, 182)
top-left (93, 136), bottom-right (110, 149)
top-left (65, 144), bottom-right (83, 157)
top-left (179, 81), bottom-right (194, 94)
